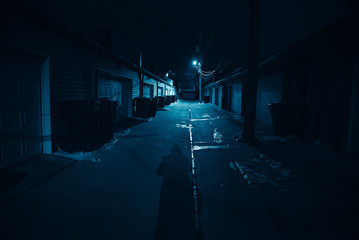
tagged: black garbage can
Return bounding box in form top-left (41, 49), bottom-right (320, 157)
top-left (149, 98), bottom-right (158, 117)
top-left (99, 99), bottom-right (118, 142)
top-left (164, 96), bottom-right (169, 106)
top-left (268, 102), bottom-right (290, 136)
top-left (156, 96), bottom-right (165, 108)
top-left (58, 99), bottom-right (102, 152)
top-left (135, 97), bottom-right (152, 118)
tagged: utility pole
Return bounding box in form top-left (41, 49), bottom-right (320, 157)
top-left (199, 65), bottom-right (202, 103)
top-left (199, 33), bottom-right (202, 103)
top-left (243, 0), bottom-right (260, 141)
top-left (139, 51), bottom-right (144, 98)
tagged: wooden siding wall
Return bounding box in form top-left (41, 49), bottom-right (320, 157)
top-left (1, 19), bottom-right (94, 151)
top-left (96, 54), bottom-right (139, 99)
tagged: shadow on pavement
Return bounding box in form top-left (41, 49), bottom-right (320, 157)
top-left (0, 170), bottom-right (27, 192)
top-left (153, 145), bottom-right (203, 240)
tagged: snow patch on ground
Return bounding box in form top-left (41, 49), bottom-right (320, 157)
top-left (230, 154), bottom-right (294, 193)
top-left (53, 128), bottom-right (131, 163)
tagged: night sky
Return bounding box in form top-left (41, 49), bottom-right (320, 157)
top-left (14, 0), bottom-right (353, 76)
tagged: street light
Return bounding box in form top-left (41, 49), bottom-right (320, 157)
top-left (192, 60), bottom-right (202, 102)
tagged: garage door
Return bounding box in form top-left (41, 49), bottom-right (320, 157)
top-left (158, 87), bottom-right (163, 96)
top-left (0, 50), bottom-right (42, 166)
top-left (98, 76), bottom-right (131, 123)
top-left (143, 83), bottom-right (154, 98)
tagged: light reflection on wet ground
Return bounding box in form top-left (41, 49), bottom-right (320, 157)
top-left (193, 145), bottom-right (230, 151)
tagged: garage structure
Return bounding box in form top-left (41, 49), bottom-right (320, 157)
top-left (0, 49), bottom-right (51, 167)
top-left (1, 12), bottom-right (176, 167)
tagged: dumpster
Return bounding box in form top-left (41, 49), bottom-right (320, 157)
top-left (268, 102), bottom-right (290, 136)
top-left (156, 96), bottom-right (165, 108)
top-left (57, 99), bottom-right (102, 152)
top-left (99, 98), bottom-right (118, 141)
top-left (134, 97), bottom-right (152, 118)
top-left (149, 98), bottom-right (158, 117)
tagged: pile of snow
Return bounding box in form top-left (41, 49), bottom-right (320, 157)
top-left (54, 148), bottom-right (100, 163)
top-left (53, 128), bottom-right (131, 163)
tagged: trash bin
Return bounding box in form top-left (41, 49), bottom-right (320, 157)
top-left (268, 102), bottom-right (290, 136)
top-left (164, 96), bottom-right (170, 106)
top-left (149, 98), bottom-right (158, 117)
top-left (135, 97), bottom-right (152, 118)
top-left (156, 96), bottom-right (165, 108)
top-left (99, 98), bottom-right (118, 142)
top-left (57, 99), bottom-right (102, 152)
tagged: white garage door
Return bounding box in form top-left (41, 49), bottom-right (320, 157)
top-left (0, 50), bottom-right (42, 166)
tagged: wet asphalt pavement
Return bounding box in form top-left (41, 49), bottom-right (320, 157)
top-left (0, 100), bottom-right (358, 239)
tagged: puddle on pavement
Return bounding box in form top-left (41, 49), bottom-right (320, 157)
top-left (190, 118), bottom-right (217, 122)
top-left (190, 116), bottom-right (227, 122)
top-left (192, 144), bottom-right (230, 151)
top-left (176, 123), bottom-right (189, 128)
top-left (176, 123), bottom-right (193, 130)
top-left (213, 128), bottom-right (223, 143)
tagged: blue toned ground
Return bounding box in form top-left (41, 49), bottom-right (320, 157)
top-left (0, 101), bottom-right (358, 240)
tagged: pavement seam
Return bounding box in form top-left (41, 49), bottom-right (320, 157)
top-left (188, 107), bottom-right (203, 239)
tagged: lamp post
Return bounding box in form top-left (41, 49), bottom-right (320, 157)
top-left (193, 60), bottom-right (202, 102)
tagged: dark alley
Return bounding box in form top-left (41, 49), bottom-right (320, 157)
top-left (1, 0), bottom-right (359, 239)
